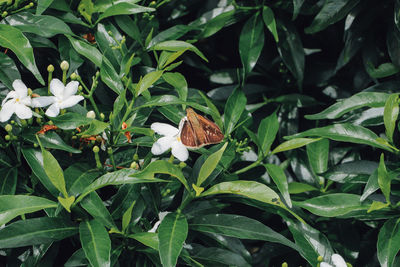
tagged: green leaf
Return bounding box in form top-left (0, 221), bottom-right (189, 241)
top-left (258, 112), bottom-right (279, 155)
top-left (265, 164), bottom-right (292, 208)
top-left (190, 214), bottom-right (299, 251)
top-left (198, 9), bottom-right (235, 39)
top-left (97, 2), bottom-right (154, 23)
top-left (58, 195), bottom-right (75, 213)
top-left (0, 168), bottom-right (17, 195)
top-left (367, 201), bottom-right (390, 213)
top-left (78, 120), bottom-right (110, 136)
top-left (294, 193), bottom-right (368, 217)
top-left (36, 0), bottom-right (54, 15)
top-left (305, 92), bottom-right (389, 120)
top-left (288, 182), bottom-right (318, 194)
top-left (378, 153), bottom-right (391, 204)
top-left (224, 88), bottom-right (247, 135)
top-left (66, 35), bottom-right (102, 67)
top-left (0, 53), bottom-right (21, 89)
top-left (79, 220), bottom-right (111, 267)
top-left (304, 0), bottom-right (360, 34)
top-left (100, 56), bottom-right (124, 94)
top-left (152, 40), bottom-right (208, 62)
top-left (306, 138), bottom-right (329, 174)
top-left (75, 168), bottom-right (167, 203)
top-left (5, 12), bottom-right (73, 38)
top-left (51, 113), bottom-right (93, 130)
top-left (384, 94), bottom-right (399, 143)
top-left (136, 70), bottom-right (164, 97)
top-left (262, 6), bottom-right (278, 42)
top-left (197, 143), bottom-right (228, 186)
top-left (81, 192), bottom-right (117, 230)
top-left (271, 138), bottom-right (321, 154)
top-left (377, 218), bottom-right (400, 267)
top-left (0, 195), bottom-right (57, 226)
top-left (122, 200), bottom-right (135, 232)
top-left (361, 170), bottom-right (379, 201)
top-left (128, 232), bottom-right (159, 250)
top-left (287, 123), bottom-right (393, 152)
top-left (0, 24), bottom-right (44, 84)
top-left (0, 217), bottom-right (78, 248)
top-left (239, 12), bottom-right (265, 76)
top-left (148, 25), bottom-right (191, 48)
top-left (162, 72), bottom-right (188, 104)
top-left (366, 62), bottom-right (400, 79)
top-left (41, 148), bottom-right (68, 198)
top-left (24, 131), bottom-right (81, 153)
top-left (158, 212), bottom-right (188, 267)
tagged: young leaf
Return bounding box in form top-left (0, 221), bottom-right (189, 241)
top-left (79, 220), bottom-right (111, 267)
top-left (377, 218), bottom-right (400, 267)
top-left (265, 164), bottom-right (292, 208)
top-left (197, 143), bottom-right (228, 186)
top-left (258, 112), bottom-right (279, 156)
top-left (128, 232), bottom-right (159, 250)
top-left (271, 138), bottom-right (321, 154)
top-left (306, 138), bottom-right (329, 174)
top-left (41, 147), bottom-right (68, 198)
top-left (262, 6), bottom-right (279, 42)
top-left (97, 3), bottom-right (155, 23)
top-left (122, 201), bottom-right (136, 232)
top-left (378, 153), bottom-right (391, 204)
top-left (239, 12), bottom-right (265, 76)
top-left (77, 120), bottom-right (109, 136)
top-left (158, 212), bottom-right (188, 267)
top-left (136, 70), bottom-right (164, 97)
top-left (152, 40), bottom-right (208, 62)
top-left (224, 88), bottom-right (247, 135)
top-left (384, 94), bottom-right (399, 143)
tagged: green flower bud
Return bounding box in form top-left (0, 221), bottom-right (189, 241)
top-left (71, 135), bottom-right (77, 140)
top-left (47, 64), bottom-right (54, 73)
top-left (48, 120), bottom-right (53, 125)
top-left (20, 119), bottom-right (27, 127)
top-left (93, 146), bottom-right (100, 153)
top-left (95, 71), bottom-right (100, 77)
top-left (78, 85), bottom-right (83, 92)
top-left (150, 1), bottom-right (156, 6)
top-left (133, 153), bottom-right (139, 161)
top-left (317, 256), bottom-right (323, 262)
top-left (27, 88), bottom-right (32, 96)
top-left (100, 113), bottom-right (105, 120)
top-left (4, 124), bottom-right (12, 132)
top-left (10, 120), bottom-right (15, 124)
top-left (29, 2), bottom-right (34, 7)
top-left (179, 162), bottom-right (186, 168)
top-left (60, 60), bottom-right (69, 71)
top-left (107, 147), bottom-right (113, 155)
top-left (281, 263), bottom-right (288, 267)
top-left (70, 73), bottom-right (78, 80)
top-left (1, 11), bottom-right (8, 18)
top-left (86, 110), bottom-right (96, 119)
top-left (130, 161), bottom-right (138, 169)
top-left (36, 117), bottom-right (42, 124)
top-left (33, 143), bottom-right (38, 148)
top-left (4, 135), bottom-right (10, 141)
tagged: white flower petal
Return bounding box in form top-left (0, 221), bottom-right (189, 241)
top-left (31, 96), bottom-right (55, 107)
top-left (15, 103), bottom-right (32, 119)
top-left (64, 81), bottom-right (79, 98)
top-left (151, 136), bottom-right (174, 155)
top-left (320, 263), bottom-right (333, 267)
top-left (59, 95), bottom-right (84, 109)
top-left (0, 101), bottom-right (16, 122)
top-left (331, 254), bottom-right (347, 267)
top-left (2, 91), bottom-right (17, 106)
top-left (19, 96), bottom-right (31, 106)
top-left (49, 78), bottom-right (64, 98)
top-left (12, 79), bottom-right (27, 97)
top-left (171, 140), bottom-right (188, 161)
top-left (45, 103), bottom-right (60, 117)
top-left (151, 122), bottom-right (179, 136)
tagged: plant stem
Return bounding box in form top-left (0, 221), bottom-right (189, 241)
top-left (234, 158), bottom-right (263, 175)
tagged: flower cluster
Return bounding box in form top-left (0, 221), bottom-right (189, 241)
top-left (0, 79), bottom-right (84, 122)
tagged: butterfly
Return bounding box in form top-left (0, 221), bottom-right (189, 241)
top-left (179, 108), bottom-right (224, 148)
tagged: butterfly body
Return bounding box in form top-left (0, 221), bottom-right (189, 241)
top-left (180, 108), bottom-right (224, 148)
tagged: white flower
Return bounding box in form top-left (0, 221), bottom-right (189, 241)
top-left (320, 254), bottom-right (347, 267)
top-left (0, 80), bottom-right (33, 122)
top-left (151, 121), bottom-right (188, 162)
top-left (32, 79), bottom-right (84, 117)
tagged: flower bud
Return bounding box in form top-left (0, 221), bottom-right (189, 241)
top-left (10, 120), bottom-right (15, 124)
top-left (20, 119), bottom-right (27, 127)
top-left (60, 60), bottom-right (69, 71)
top-left (1, 11), bottom-right (7, 18)
top-left (179, 162), bottom-right (186, 168)
top-left (4, 135), bottom-right (10, 141)
top-left (33, 143), bottom-right (38, 148)
top-left (100, 113), bottom-right (105, 121)
top-left (281, 263), bottom-right (288, 267)
top-left (317, 256), bottom-right (323, 262)
top-left (133, 153), bottom-right (139, 161)
top-left (70, 73), bottom-right (78, 80)
top-left (130, 161), bottom-right (139, 169)
top-left (107, 147), bottom-right (113, 155)
top-left (36, 117), bottom-right (41, 124)
top-left (4, 124), bottom-right (12, 132)
top-left (150, 1), bottom-right (156, 6)
top-left (48, 120), bottom-right (53, 125)
top-left (78, 85), bottom-right (83, 92)
top-left (86, 110), bottom-right (96, 119)
top-left (93, 146), bottom-right (100, 153)
top-left (47, 64), bottom-right (54, 73)
top-left (27, 88), bottom-right (32, 96)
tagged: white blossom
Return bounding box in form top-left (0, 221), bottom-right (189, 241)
top-left (0, 80), bottom-right (33, 122)
top-left (320, 254), bottom-right (347, 267)
top-left (151, 120), bottom-right (188, 162)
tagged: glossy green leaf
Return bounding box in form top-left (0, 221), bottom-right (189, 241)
top-left (197, 143), bottom-right (228, 186)
top-left (306, 138), bottom-right (329, 174)
top-left (158, 212), bottom-right (188, 267)
top-left (5, 12), bottom-right (73, 37)
top-left (148, 25), bottom-right (191, 49)
top-left (305, 92), bottom-right (389, 120)
top-left (239, 12), bottom-right (264, 76)
top-left (324, 160), bottom-right (376, 183)
top-left (136, 70), bottom-right (164, 97)
top-left (162, 72), bottom-right (188, 105)
top-left (224, 88), bottom-right (247, 135)
top-left (0, 53), bottom-right (21, 89)
top-left (287, 123), bottom-right (393, 152)
top-left (128, 232), bottom-right (159, 250)
top-left (265, 164), bottom-right (292, 208)
top-left (384, 94), bottom-right (399, 143)
top-left (198, 9), bottom-right (235, 39)
top-left (79, 220), bottom-right (111, 267)
top-left (367, 201), bottom-right (389, 213)
top-left (24, 131), bottom-right (81, 153)
top-left (378, 153), bottom-right (391, 204)
top-left (0, 217), bottom-right (78, 248)
top-left (122, 200), bottom-right (135, 232)
top-left (361, 170), bottom-right (379, 201)
top-left (366, 62), bottom-right (400, 79)
top-left (262, 6), bottom-right (278, 42)
top-left (377, 218), bottom-right (400, 267)
top-left (191, 214), bottom-right (299, 251)
top-left (152, 40), bottom-right (208, 62)
top-left (288, 182), bottom-right (318, 194)
top-left (271, 138), bottom-right (321, 154)
top-left (78, 120), bottom-right (109, 136)
top-left (81, 192), bottom-right (117, 230)
top-left (75, 168), bottom-right (167, 203)
top-left (41, 148), bottom-right (68, 197)
top-left (66, 35), bottom-right (102, 67)
top-left (97, 2), bottom-right (154, 23)
top-left (58, 195), bottom-right (75, 213)
top-left (21, 148), bottom-right (59, 196)
top-left (0, 195), bottom-right (57, 225)
top-left (258, 111), bottom-right (279, 156)
top-left (0, 24), bottom-right (44, 84)
top-left (0, 168), bottom-right (17, 195)
top-left (51, 112), bottom-right (92, 130)
top-left (100, 56), bottom-right (124, 94)
top-left (190, 246), bottom-right (251, 267)
top-left (305, 0), bottom-right (360, 34)
top-left (294, 193), bottom-right (368, 217)
top-left (36, 0), bottom-right (54, 15)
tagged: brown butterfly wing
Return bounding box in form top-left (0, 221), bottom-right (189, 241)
top-left (180, 119), bottom-right (199, 148)
top-left (197, 114), bottom-right (224, 144)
